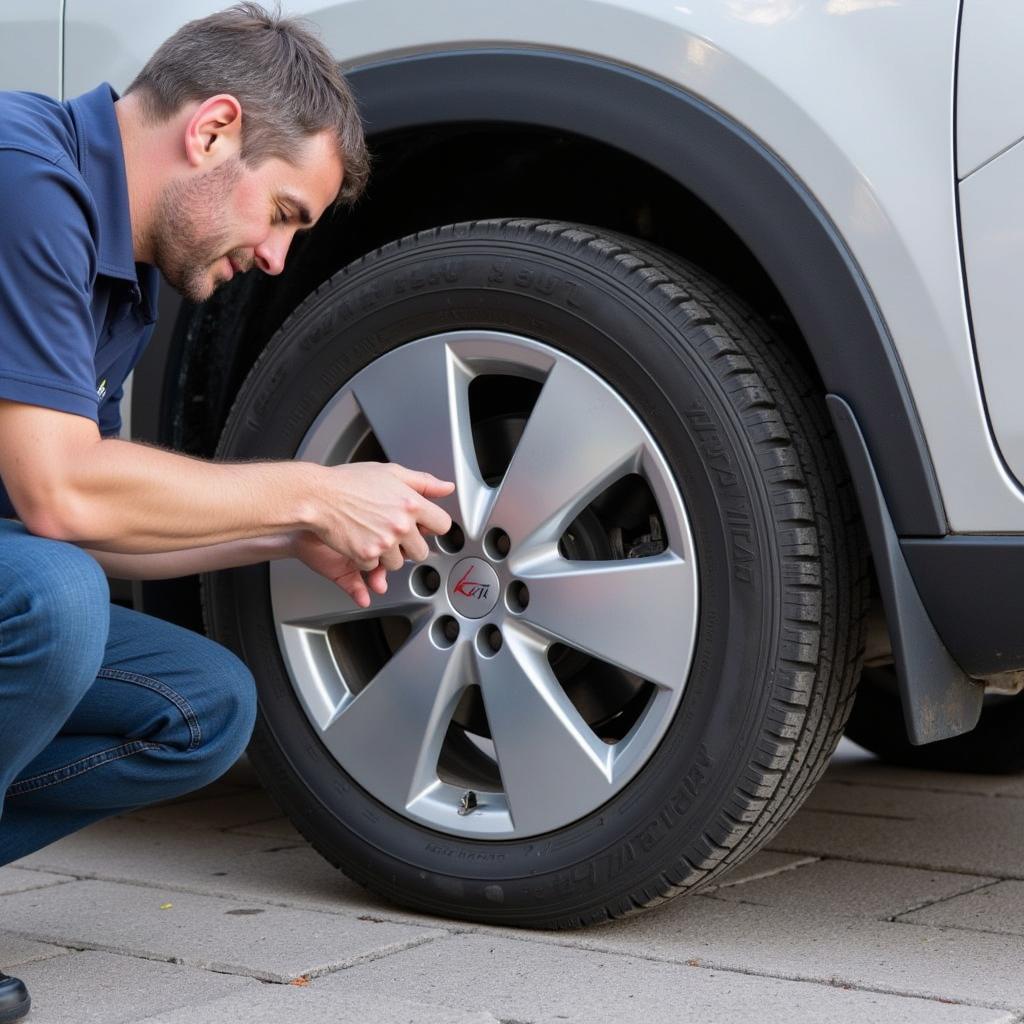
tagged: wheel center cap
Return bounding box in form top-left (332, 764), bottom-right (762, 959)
top-left (447, 558), bottom-right (500, 619)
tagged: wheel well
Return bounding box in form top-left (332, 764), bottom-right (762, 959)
top-left (166, 123), bottom-right (816, 457)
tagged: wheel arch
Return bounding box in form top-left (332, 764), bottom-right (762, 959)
top-left (135, 49), bottom-right (944, 536)
top-left (134, 50), bottom-right (960, 730)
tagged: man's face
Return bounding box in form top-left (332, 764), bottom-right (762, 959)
top-left (149, 130), bottom-right (343, 303)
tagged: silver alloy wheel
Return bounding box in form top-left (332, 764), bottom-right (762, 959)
top-left (269, 330), bottom-right (699, 839)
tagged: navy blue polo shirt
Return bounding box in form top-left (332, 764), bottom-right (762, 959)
top-left (0, 83), bottom-right (159, 515)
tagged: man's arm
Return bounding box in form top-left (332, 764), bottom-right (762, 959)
top-left (82, 531), bottom-right (391, 609)
top-left (0, 401), bottom-right (452, 574)
top-left (83, 533), bottom-right (294, 579)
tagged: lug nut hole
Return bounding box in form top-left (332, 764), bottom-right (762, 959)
top-left (484, 527), bottom-right (511, 561)
top-left (433, 616), bottom-right (460, 648)
top-left (506, 581), bottom-right (530, 613)
top-left (411, 565), bottom-right (441, 597)
top-left (476, 624), bottom-right (503, 657)
top-left (438, 523), bottom-right (466, 554)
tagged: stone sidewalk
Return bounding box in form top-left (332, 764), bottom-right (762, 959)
top-left (3, 740), bottom-right (1024, 1023)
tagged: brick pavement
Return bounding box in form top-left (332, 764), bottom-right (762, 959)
top-left (2, 741), bottom-right (1023, 1023)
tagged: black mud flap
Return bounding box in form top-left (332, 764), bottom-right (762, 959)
top-left (827, 395), bottom-right (983, 744)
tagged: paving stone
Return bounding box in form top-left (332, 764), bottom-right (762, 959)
top-left (495, 896), bottom-right (1024, 1010)
top-left (0, 866), bottom-right (73, 895)
top-left (11, 950), bottom-right (254, 1024)
top-left (900, 880), bottom-right (1024, 937)
top-left (334, 933), bottom-right (1014, 1023)
top-left (823, 757), bottom-right (1024, 800)
top-left (769, 783), bottom-right (1024, 878)
top-left (11, 817), bottom-right (459, 928)
top-left (9, 817), bottom-right (399, 918)
top-left (8, 741), bottom-right (1022, 1018)
top-left (712, 859), bottom-right (996, 919)
top-left (132, 988), bottom-right (500, 1024)
top-left (0, 932), bottom-right (69, 969)
top-left (2, 879), bottom-right (447, 983)
top-left (802, 779), bottom-right (935, 818)
top-left (702, 851), bottom-right (819, 891)
top-left (121, 789), bottom-right (284, 831)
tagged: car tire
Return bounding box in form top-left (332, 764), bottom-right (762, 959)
top-left (203, 219), bottom-right (868, 927)
top-left (845, 666), bottom-right (1024, 773)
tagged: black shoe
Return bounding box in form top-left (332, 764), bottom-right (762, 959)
top-left (0, 972), bottom-right (29, 1022)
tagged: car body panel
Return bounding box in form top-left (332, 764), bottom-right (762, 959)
top-left (61, 0), bottom-right (1024, 532)
top-left (956, 0), bottom-right (1024, 180)
top-left (959, 137), bottom-right (1024, 484)
top-left (0, 0), bottom-right (61, 96)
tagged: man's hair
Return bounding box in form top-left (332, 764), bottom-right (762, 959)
top-left (125, 2), bottom-right (368, 204)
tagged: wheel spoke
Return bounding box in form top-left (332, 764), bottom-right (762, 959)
top-left (321, 625), bottom-right (470, 809)
top-left (349, 339), bottom-right (490, 536)
top-left (271, 557), bottom-right (425, 627)
top-left (516, 553), bottom-right (696, 689)
top-left (487, 359), bottom-right (647, 549)
top-left (479, 623), bottom-right (613, 833)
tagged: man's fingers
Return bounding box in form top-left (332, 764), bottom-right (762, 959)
top-left (421, 478), bottom-right (456, 499)
top-left (380, 545), bottom-right (405, 572)
top-left (401, 532), bottom-right (430, 563)
top-left (391, 465), bottom-right (456, 500)
top-left (340, 574), bottom-right (371, 608)
top-left (367, 564), bottom-right (388, 595)
top-left (414, 496), bottom-right (453, 538)
top-left (340, 567), bottom-right (386, 608)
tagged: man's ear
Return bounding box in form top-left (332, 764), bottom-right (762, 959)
top-left (183, 94), bottom-right (242, 168)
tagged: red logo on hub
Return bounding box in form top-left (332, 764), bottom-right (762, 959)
top-left (453, 565), bottom-right (491, 601)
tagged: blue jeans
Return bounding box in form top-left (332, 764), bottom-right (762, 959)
top-left (0, 521), bottom-right (257, 865)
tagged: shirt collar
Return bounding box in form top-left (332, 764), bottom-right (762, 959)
top-left (67, 83), bottom-right (135, 281)
top-left (66, 83), bottom-right (159, 322)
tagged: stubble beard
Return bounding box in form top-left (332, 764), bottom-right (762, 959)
top-left (148, 158), bottom-right (248, 304)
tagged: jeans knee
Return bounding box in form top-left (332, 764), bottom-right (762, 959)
top-left (216, 648), bottom-right (258, 757)
top-left (191, 644), bottom-right (257, 787)
top-left (2, 541), bottom-right (109, 705)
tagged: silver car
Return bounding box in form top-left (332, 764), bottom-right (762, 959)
top-left (3, 0), bottom-right (1022, 927)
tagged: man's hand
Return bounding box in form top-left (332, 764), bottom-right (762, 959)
top-left (311, 462), bottom-right (454, 573)
top-left (71, 458), bottom-right (455, 591)
top-left (0, 402), bottom-right (455, 568)
top-left (291, 529), bottom-right (390, 608)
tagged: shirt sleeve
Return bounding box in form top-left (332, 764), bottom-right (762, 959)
top-left (0, 148), bottom-right (100, 421)
top-left (98, 384), bottom-right (123, 438)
